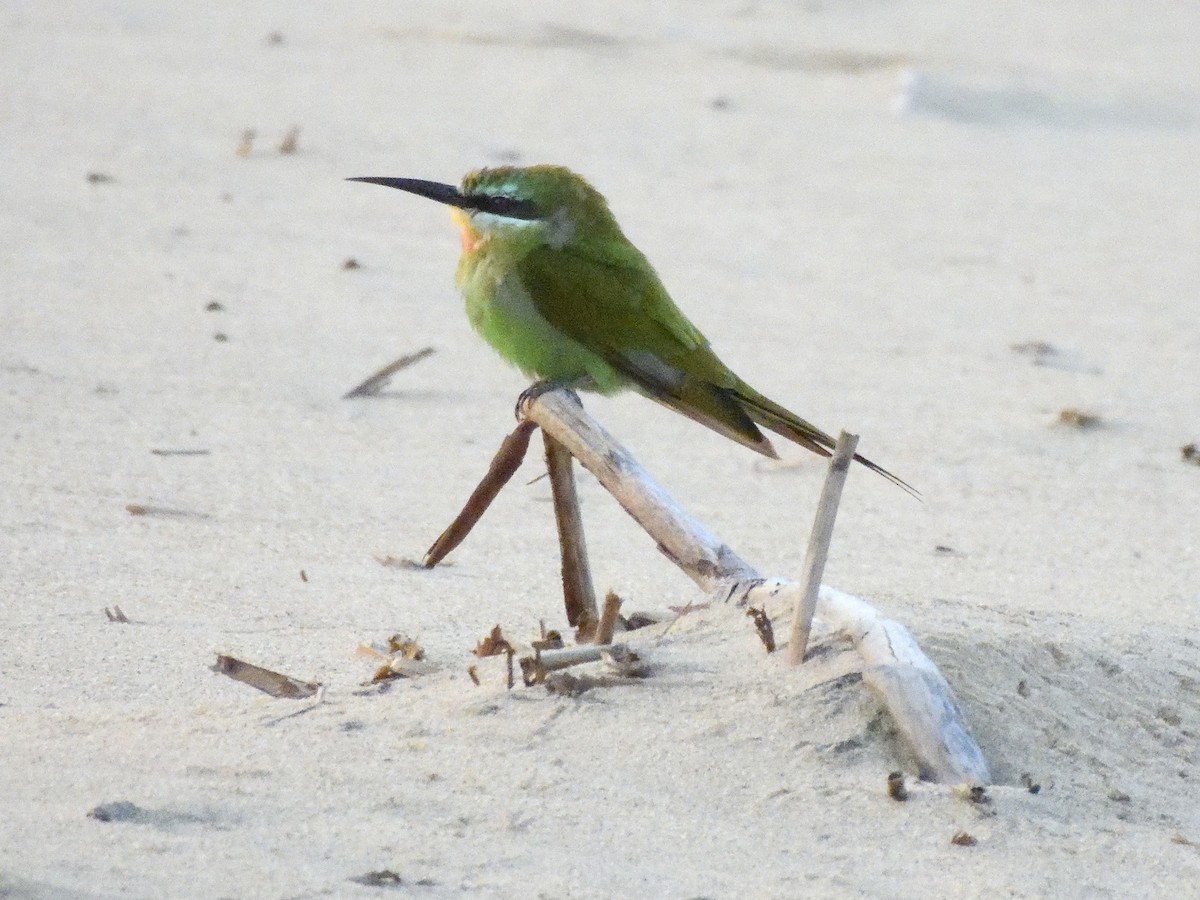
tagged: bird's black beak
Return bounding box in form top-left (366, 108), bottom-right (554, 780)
top-left (347, 177), bottom-right (472, 210)
top-left (348, 176), bottom-right (541, 220)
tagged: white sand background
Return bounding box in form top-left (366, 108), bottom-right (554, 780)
top-left (3, 1), bottom-right (1200, 897)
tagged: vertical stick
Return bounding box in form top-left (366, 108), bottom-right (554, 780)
top-left (594, 590), bottom-right (622, 645)
top-left (544, 432), bottom-right (598, 629)
top-left (787, 431), bottom-right (859, 666)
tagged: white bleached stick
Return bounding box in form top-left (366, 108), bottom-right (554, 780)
top-left (523, 390), bottom-right (990, 785)
top-left (787, 430), bottom-right (858, 666)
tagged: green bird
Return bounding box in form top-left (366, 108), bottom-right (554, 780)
top-left (349, 165), bottom-right (911, 492)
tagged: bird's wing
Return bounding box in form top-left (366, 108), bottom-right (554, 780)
top-left (519, 240), bottom-right (778, 456)
top-left (519, 239), bottom-right (723, 379)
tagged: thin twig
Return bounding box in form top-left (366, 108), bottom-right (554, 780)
top-left (787, 431), bottom-right (858, 666)
top-left (343, 347), bottom-right (436, 398)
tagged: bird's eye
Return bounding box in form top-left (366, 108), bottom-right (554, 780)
top-left (475, 195), bottom-right (538, 220)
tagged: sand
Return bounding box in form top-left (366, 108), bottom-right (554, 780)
top-left (3, 2), bottom-right (1199, 897)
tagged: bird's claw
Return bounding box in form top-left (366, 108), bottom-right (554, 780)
top-left (514, 379), bottom-right (588, 420)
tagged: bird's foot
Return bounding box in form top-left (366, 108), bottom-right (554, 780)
top-left (515, 377), bottom-right (592, 420)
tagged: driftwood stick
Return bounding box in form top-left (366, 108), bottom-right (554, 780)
top-left (422, 419), bottom-right (537, 568)
top-left (818, 586), bottom-right (992, 784)
top-left (522, 391), bottom-right (758, 594)
top-left (544, 432), bottom-right (598, 629)
top-left (787, 430), bottom-right (858, 666)
top-left (522, 389), bottom-right (989, 784)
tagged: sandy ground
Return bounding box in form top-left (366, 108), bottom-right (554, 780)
top-left (3, 2), bottom-right (1200, 897)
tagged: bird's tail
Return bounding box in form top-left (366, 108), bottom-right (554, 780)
top-left (734, 384), bottom-right (919, 497)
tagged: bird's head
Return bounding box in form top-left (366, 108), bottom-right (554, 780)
top-left (349, 165), bottom-right (619, 254)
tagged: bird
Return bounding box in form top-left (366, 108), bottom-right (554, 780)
top-left (349, 165), bottom-right (912, 493)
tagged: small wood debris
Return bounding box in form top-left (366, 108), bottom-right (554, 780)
top-left (205, 301), bottom-right (224, 312)
top-left (356, 635), bottom-right (433, 683)
top-left (746, 606), bottom-right (775, 653)
top-left (1016, 679), bottom-right (1030, 697)
top-left (1182, 443), bottom-right (1199, 466)
top-left (473, 626), bottom-right (515, 689)
top-left (1010, 340), bottom-right (1058, 363)
top-left (236, 129), bottom-right (255, 158)
top-left (1171, 833), bottom-right (1197, 847)
top-left (150, 448), bottom-right (210, 456)
top-left (594, 590), bottom-right (623, 645)
top-left (125, 503), bottom-right (208, 519)
top-left (466, 665), bottom-right (481, 686)
top-left (886, 771), bottom-right (909, 801)
top-left (103, 606), bottom-right (130, 623)
top-left (349, 870), bottom-right (403, 887)
top-left (278, 126), bottom-right (300, 154)
top-left (474, 625), bottom-right (512, 658)
top-left (211, 654), bottom-right (321, 699)
top-left (87, 801), bottom-right (143, 823)
top-left (86, 171), bottom-right (115, 184)
top-left (950, 831), bottom-right (978, 847)
top-left (1107, 788), bottom-right (1131, 802)
top-left (1058, 408), bottom-right (1102, 428)
top-left (668, 602), bottom-right (709, 616)
top-left (343, 347), bottom-right (437, 398)
top-left (299, 569), bottom-right (308, 583)
top-left (342, 257), bottom-right (361, 270)
top-left (213, 332), bottom-right (228, 342)
top-left (531, 630), bottom-right (564, 653)
top-left (1019, 773), bottom-right (1041, 794)
top-left (374, 555), bottom-right (431, 570)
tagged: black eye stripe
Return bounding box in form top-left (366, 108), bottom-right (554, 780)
top-left (468, 194), bottom-right (540, 220)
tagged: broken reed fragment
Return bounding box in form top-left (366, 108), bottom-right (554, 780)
top-left (355, 635), bottom-right (433, 683)
top-left (593, 590), bottom-right (622, 645)
top-left (1057, 408), bottom-right (1102, 428)
top-left (472, 625), bottom-right (516, 689)
top-left (125, 503), bottom-right (208, 519)
top-left (278, 126), bottom-right (300, 154)
top-left (746, 606), bottom-right (775, 652)
top-left (519, 643), bottom-right (644, 686)
top-left (342, 346), bottom-right (436, 398)
top-left (211, 654), bottom-right (321, 699)
top-left (886, 771), bottom-right (909, 801)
